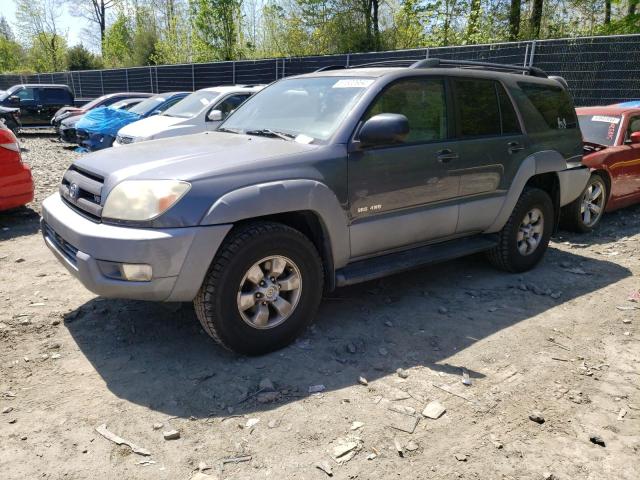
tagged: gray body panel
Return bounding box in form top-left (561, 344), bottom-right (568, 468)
top-left (41, 65), bottom-right (589, 301)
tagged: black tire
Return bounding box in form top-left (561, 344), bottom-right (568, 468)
top-left (4, 118), bottom-right (20, 135)
top-left (560, 173), bottom-right (607, 233)
top-left (194, 221), bottom-right (324, 355)
top-left (487, 187), bottom-right (554, 273)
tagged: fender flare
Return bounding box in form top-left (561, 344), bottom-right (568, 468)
top-left (200, 179), bottom-right (351, 269)
top-left (485, 150), bottom-right (568, 233)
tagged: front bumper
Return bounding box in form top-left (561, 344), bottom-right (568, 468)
top-left (557, 164), bottom-right (590, 207)
top-left (41, 193), bottom-right (232, 301)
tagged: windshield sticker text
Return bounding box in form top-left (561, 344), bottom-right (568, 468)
top-left (333, 79), bottom-right (374, 89)
top-left (592, 115), bottom-right (620, 124)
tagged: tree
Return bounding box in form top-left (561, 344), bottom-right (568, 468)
top-left (509, 0), bottom-right (522, 40)
top-left (530, 0), bottom-right (544, 37)
top-left (102, 11), bottom-right (133, 66)
top-left (66, 44), bottom-right (103, 70)
top-left (191, 0), bottom-right (242, 60)
top-left (15, 0), bottom-right (68, 71)
top-left (68, 0), bottom-right (119, 53)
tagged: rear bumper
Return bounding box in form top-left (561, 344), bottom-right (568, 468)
top-left (0, 164), bottom-right (33, 211)
top-left (41, 193), bottom-right (232, 301)
top-left (558, 164), bottom-right (590, 206)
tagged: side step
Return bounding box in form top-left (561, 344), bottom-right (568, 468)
top-left (335, 234), bottom-right (498, 287)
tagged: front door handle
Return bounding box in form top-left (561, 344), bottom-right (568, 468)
top-left (437, 149), bottom-right (459, 163)
top-left (507, 141), bottom-right (525, 154)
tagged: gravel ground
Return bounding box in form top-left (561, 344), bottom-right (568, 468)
top-left (0, 134), bottom-right (639, 480)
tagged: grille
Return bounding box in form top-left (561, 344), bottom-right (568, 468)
top-left (60, 165), bottom-right (104, 221)
top-left (42, 221), bottom-right (78, 265)
top-left (117, 135), bottom-right (134, 145)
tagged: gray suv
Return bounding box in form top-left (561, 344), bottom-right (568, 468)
top-left (42, 59), bottom-right (589, 355)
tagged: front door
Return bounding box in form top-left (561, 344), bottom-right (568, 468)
top-left (206, 94), bottom-right (251, 130)
top-left (15, 87), bottom-right (40, 126)
top-left (348, 77), bottom-right (459, 258)
top-left (619, 114), bottom-right (640, 200)
top-left (40, 88), bottom-right (73, 126)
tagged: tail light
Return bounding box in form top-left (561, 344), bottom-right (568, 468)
top-left (0, 142), bottom-right (20, 152)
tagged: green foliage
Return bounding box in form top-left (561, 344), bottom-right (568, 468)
top-left (67, 44), bottom-right (103, 70)
top-left (191, 0), bottom-right (242, 61)
top-left (102, 12), bottom-right (133, 67)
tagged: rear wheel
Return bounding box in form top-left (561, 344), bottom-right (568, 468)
top-left (194, 221), bottom-right (323, 355)
top-left (487, 187), bottom-right (554, 273)
top-left (560, 173), bottom-right (607, 233)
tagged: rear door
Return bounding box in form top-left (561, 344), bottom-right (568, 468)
top-left (347, 76), bottom-right (459, 258)
top-left (40, 88), bottom-right (73, 125)
top-left (449, 77), bottom-right (528, 234)
top-left (620, 114), bottom-right (640, 198)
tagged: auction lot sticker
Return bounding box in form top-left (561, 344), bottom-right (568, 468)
top-left (591, 115), bottom-right (621, 124)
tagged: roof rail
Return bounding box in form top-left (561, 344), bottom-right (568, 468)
top-left (314, 65), bottom-right (348, 72)
top-left (409, 58), bottom-right (548, 78)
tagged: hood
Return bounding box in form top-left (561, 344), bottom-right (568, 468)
top-left (61, 114), bottom-right (84, 128)
top-left (0, 106), bottom-right (19, 114)
top-left (117, 114), bottom-right (184, 138)
top-left (53, 106), bottom-right (82, 119)
top-left (76, 107), bottom-right (142, 135)
top-left (74, 131), bottom-right (320, 186)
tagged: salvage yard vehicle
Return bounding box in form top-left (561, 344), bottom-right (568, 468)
top-left (0, 84), bottom-right (74, 128)
top-left (66, 98), bottom-right (149, 145)
top-left (560, 105), bottom-right (640, 232)
top-left (51, 92), bottom-right (153, 131)
top-left (75, 92), bottom-right (189, 150)
top-left (0, 106), bottom-right (21, 134)
top-left (114, 85), bottom-right (263, 146)
top-left (42, 59), bottom-right (589, 355)
top-left (0, 122), bottom-right (33, 211)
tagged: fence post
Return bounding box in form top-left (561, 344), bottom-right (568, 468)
top-left (528, 40), bottom-right (537, 67)
top-left (192, 64), bottom-right (195, 91)
top-left (232, 61), bottom-right (236, 85)
top-left (70, 72), bottom-right (75, 96)
top-left (425, 48), bottom-right (429, 59)
top-left (155, 66), bottom-right (159, 93)
top-left (100, 71), bottom-right (105, 95)
top-left (125, 69), bottom-right (129, 92)
top-left (523, 43), bottom-right (530, 67)
top-left (283, 58), bottom-right (286, 78)
top-left (78, 73), bottom-right (83, 99)
top-left (275, 58), bottom-right (278, 80)
top-left (149, 67), bottom-right (153, 93)
top-left (37, 73), bottom-right (41, 84)
top-left (346, 53), bottom-right (350, 67)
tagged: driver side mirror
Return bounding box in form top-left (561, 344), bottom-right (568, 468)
top-left (207, 109), bottom-right (223, 121)
top-left (359, 113), bottom-right (410, 147)
top-left (8, 95), bottom-right (20, 107)
top-left (630, 131), bottom-right (640, 144)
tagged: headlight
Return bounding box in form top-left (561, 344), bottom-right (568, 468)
top-left (102, 180), bottom-right (191, 221)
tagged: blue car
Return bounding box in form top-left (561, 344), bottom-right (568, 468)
top-left (75, 92), bottom-right (189, 151)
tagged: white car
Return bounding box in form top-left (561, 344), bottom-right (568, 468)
top-left (113, 85), bottom-right (264, 147)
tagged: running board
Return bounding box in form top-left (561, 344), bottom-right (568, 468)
top-left (335, 235), bottom-right (498, 287)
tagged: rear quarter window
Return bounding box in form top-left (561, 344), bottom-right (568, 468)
top-left (517, 82), bottom-right (578, 132)
top-left (43, 88), bottom-right (72, 104)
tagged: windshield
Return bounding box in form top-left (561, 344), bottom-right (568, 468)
top-left (163, 91), bottom-right (220, 118)
top-left (128, 95), bottom-right (167, 115)
top-left (578, 114), bottom-right (621, 146)
top-left (221, 77), bottom-right (372, 142)
top-left (0, 85), bottom-right (19, 101)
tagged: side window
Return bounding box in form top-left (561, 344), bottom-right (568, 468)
top-left (16, 88), bottom-right (36, 102)
top-left (451, 78), bottom-right (501, 137)
top-left (155, 96), bottom-right (182, 114)
top-left (42, 88), bottom-right (71, 104)
top-left (364, 78), bottom-right (447, 143)
top-left (497, 84), bottom-right (521, 134)
top-left (216, 94), bottom-right (250, 118)
top-left (517, 82), bottom-right (578, 132)
top-left (627, 116), bottom-right (640, 140)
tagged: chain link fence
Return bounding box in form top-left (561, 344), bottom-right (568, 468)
top-left (2, 34), bottom-right (639, 106)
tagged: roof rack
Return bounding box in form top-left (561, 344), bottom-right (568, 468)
top-left (314, 57), bottom-right (548, 78)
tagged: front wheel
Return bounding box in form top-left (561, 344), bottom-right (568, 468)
top-left (194, 221), bottom-right (323, 355)
top-left (560, 173), bottom-right (607, 233)
top-left (487, 187), bottom-right (554, 273)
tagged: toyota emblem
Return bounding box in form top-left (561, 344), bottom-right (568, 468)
top-left (69, 183), bottom-right (80, 200)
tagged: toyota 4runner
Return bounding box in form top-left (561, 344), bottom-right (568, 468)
top-left (42, 59), bottom-right (590, 355)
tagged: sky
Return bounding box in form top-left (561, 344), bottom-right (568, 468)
top-left (0, 0), bottom-right (86, 47)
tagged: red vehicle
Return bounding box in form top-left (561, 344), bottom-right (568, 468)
top-left (561, 105), bottom-right (640, 231)
top-left (0, 123), bottom-right (33, 211)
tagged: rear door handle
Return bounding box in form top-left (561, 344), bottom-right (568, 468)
top-left (507, 141), bottom-right (525, 154)
top-left (436, 149), bottom-right (459, 163)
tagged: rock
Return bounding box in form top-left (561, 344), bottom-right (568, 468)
top-left (51, 319), bottom-right (60, 326)
top-left (388, 410), bottom-right (420, 433)
top-left (259, 378), bottom-right (275, 391)
top-left (518, 283), bottom-right (528, 291)
top-left (245, 418), bottom-right (260, 429)
top-left (198, 461), bottom-right (211, 472)
top-left (384, 320), bottom-right (393, 327)
top-left (15, 258), bottom-right (25, 263)
top-left (405, 440), bottom-right (419, 452)
top-left (622, 318), bottom-right (631, 324)
top-left (454, 453), bottom-right (468, 462)
top-left (315, 461), bottom-right (333, 476)
top-left (20, 435), bottom-right (27, 440)
top-left (461, 369), bottom-right (472, 386)
top-left (378, 346), bottom-right (388, 356)
top-left (366, 453), bottom-right (377, 460)
top-left (590, 435), bottom-right (605, 447)
top-left (393, 437), bottom-right (403, 456)
top-left (618, 408), bottom-right (627, 420)
top-left (543, 472), bottom-right (555, 480)
top-left (51, 353), bottom-right (61, 359)
top-left (559, 261), bottom-right (571, 268)
top-left (152, 423), bottom-right (163, 430)
top-left (438, 306), bottom-right (448, 314)
top-left (163, 429), bottom-right (180, 440)
top-left (346, 342), bottom-right (357, 354)
top-left (358, 376), bottom-right (368, 386)
top-left (422, 401), bottom-right (446, 419)
top-left (8, 418), bottom-right (17, 424)
top-left (396, 368), bottom-right (409, 379)
top-left (2, 407), bottom-right (13, 414)
top-left (350, 421), bottom-right (364, 431)
top-left (190, 473), bottom-right (213, 480)
top-left (257, 391), bottom-right (279, 404)
top-left (332, 440), bottom-right (359, 459)
top-left (389, 404), bottom-right (416, 416)
top-left (529, 411), bottom-right (545, 424)
top-left (309, 384), bottom-right (326, 394)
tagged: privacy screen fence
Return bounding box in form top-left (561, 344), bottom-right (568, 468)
top-left (2, 34), bottom-right (639, 106)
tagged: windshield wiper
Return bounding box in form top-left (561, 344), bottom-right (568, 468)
top-left (217, 126), bottom-right (242, 134)
top-left (245, 128), bottom-right (295, 141)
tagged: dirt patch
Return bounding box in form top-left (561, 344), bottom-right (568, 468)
top-left (1, 135), bottom-right (639, 479)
